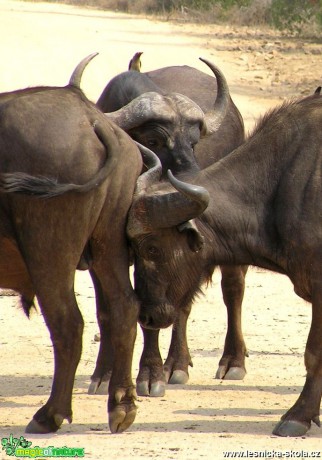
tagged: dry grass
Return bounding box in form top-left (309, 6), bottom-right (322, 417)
top-left (20, 0), bottom-right (322, 37)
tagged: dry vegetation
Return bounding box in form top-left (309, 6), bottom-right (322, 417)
top-left (1, 1), bottom-right (322, 457)
top-left (20, 0), bottom-right (322, 37)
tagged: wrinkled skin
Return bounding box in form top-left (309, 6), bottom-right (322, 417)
top-left (91, 57), bottom-right (247, 397)
top-left (98, 60), bottom-right (244, 177)
top-left (127, 93), bottom-right (322, 437)
top-left (0, 68), bottom-right (142, 433)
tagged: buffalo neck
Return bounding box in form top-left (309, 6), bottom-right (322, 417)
top-left (196, 97), bottom-right (321, 274)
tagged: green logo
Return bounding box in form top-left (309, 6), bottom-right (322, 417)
top-left (1, 434), bottom-right (85, 458)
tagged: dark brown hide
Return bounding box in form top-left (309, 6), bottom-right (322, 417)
top-left (128, 94), bottom-right (322, 437)
top-left (0, 76), bottom-right (142, 434)
top-left (98, 57), bottom-right (244, 176)
top-left (92, 56), bottom-right (247, 397)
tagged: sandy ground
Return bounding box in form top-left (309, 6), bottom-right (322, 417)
top-left (0, 1), bottom-right (322, 459)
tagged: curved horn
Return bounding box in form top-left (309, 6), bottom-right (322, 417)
top-left (199, 57), bottom-right (230, 134)
top-left (69, 53), bottom-right (99, 88)
top-left (105, 92), bottom-right (170, 131)
top-left (134, 142), bottom-right (162, 194)
top-left (127, 169), bottom-right (209, 237)
top-left (167, 170), bottom-right (209, 213)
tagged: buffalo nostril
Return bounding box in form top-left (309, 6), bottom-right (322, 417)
top-left (139, 313), bottom-right (152, 328)
top-left (139, 303), bottom-right (176, 329)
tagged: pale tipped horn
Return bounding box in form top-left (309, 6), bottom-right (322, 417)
top-left (199, 57), bottom-right (230, 134)
top-left (127, 169), bottom-right (209, 238)
top-left (167, 170), bottom-right (209, 214)
top-left (134, 142), bottom-right (162, 194)
top-left (69, 53), bottom-right (98, 88)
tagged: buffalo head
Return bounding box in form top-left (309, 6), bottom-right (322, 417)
top-left (128, 144), bottom-right (210, 329)
top-left (102, 58), bottom-right (230, 177)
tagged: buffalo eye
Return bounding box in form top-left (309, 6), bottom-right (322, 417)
top-left (145, 245), bottom-right (161, 261)
top-left (147, 139), bottom-right (158, 148)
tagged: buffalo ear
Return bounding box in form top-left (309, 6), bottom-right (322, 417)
top-left (128, 244), bottom-right (135, 266)
top-left (177, 220), bottom-right (204, 253)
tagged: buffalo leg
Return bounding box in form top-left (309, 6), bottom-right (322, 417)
top-left (136, 304), bottom-right (192, 397)
top-left (136, 265), bottom-right (248, 396)
top-left (89, 240), bottom-right (139, 434)
top-left (104, 280), bottom-right (138, 433)
top-left (136, 327), bottom-right (166, 397)
top-left (163, 304), bottom-right (193, 385)
top-left (10, 198), bottom-right (91, 434)
top-left (88, 270), bottom-right (113, 395)
top-left (273, 279), bottom-right (322, 437)
top-left (25, 278), bottom-right (84, 434)
top-left (215, 265), bottom-right (248, 380)
top-left (164, 265), bottom-right (248, 383)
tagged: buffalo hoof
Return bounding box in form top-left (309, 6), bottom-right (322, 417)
top-left (215, 365), bottom-right (246, 380)
top-left (95, 381), bottom-right (109, 395)
top-left (109, 405), bottom-right (137, 434)
top-left (168, 370), bottom-right (189, 385)
top-left (136, 380), bottom-right (166, 397)
top-left (88, 379), bottom-right (109, 395)
top-left (272, 419), bottom-right (310, 437)
top-left (25, 414), bottom-right (64, 434)
top-left (25, 419), bottom-right (53, 434)
top-left (108, 387), bottom-right (137, 433)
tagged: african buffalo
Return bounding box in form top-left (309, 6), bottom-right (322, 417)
top-left (91, 54), bottom-right (247, 397)
top-left (97, 53), bottom-right (244, 175)
top-left (0, 54), bottom-right (142, 434)
top-left (127, 92), bottom-right (322, 437)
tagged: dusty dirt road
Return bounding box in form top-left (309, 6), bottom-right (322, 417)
top-left (0, 1), bottom-right (322, 459)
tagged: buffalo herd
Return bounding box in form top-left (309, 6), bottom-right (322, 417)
top-left (0, 52), bottom-right (321, 438)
